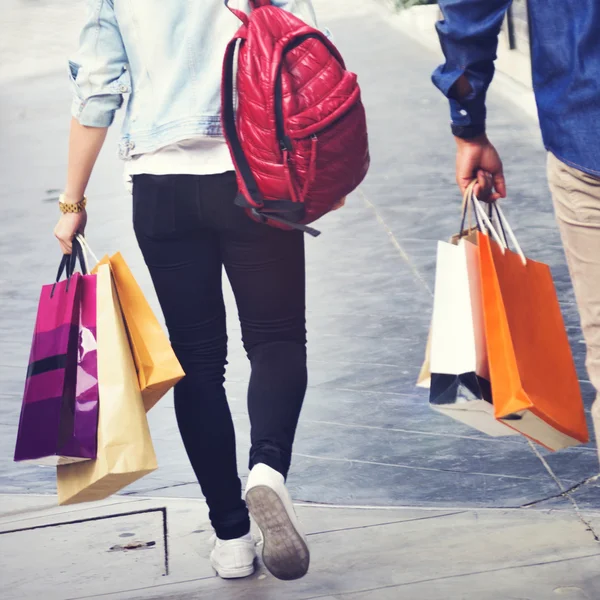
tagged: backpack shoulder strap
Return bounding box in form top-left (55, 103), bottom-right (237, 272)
top-left (224, 0), bottom-right (249, 24)
top-left (222, 38), bottom-right (265, 209)
top-left (225, 0), bottom-right (271, 24)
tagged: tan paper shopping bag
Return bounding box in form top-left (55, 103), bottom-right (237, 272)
top-left (96, 252), bottom-right (185, 412)
top-left (416, 329), bottom-right (432, 388)
top-left (428, 234), bottom-right (515, 436)
top-left (57, 264), bottom-right (157, 505)
top-left (417, 182), bottom-right (480, 390)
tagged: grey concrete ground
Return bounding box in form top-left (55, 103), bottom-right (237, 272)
top-left (1, 0), bottom-right (600, 598)
top-left (2, 494), bottom-right (600, 600)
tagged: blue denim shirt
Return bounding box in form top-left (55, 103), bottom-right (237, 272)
top-left (69, 0), bottom-right (318, 160)
top-left (432, 0), bottom-right (600, 177)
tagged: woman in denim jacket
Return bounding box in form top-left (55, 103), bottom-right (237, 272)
top-left (54, 0), bottom-right (320, 581)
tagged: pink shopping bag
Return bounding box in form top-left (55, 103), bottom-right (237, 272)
top-left (14, 243), bottom-right (99, 465)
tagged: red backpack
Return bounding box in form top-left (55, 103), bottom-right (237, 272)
top-left (222, 0), bottom-right (370, 236)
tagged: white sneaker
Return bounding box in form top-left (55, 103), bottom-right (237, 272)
top-left (245, 463), bottom-right (310, 580)
top-left (210, 532), bottom-right (256, 579)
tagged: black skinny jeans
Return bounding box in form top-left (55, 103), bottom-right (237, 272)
top-left (133, 172), bottom-right (307, 540)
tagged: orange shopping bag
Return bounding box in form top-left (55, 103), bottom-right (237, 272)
top-left (475, 201), bottom-right (588, 450)
top-left (105, 252), bottom-right (185, 411)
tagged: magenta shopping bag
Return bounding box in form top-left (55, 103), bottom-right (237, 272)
top-left (14, 247), bottom-right (99, 465)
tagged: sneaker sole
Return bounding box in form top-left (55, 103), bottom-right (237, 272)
top-left (246, 485), bottom-right (310, 581)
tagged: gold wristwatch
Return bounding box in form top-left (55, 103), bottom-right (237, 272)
top-left (59, 193), bottom-right (87, 214)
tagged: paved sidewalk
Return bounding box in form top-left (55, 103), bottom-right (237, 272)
top-left (1, 0), bottom-right (600, 597)
top-left (2, 494), bottom-right (600, 599)
top-left (2, 0), bottom-right (598, 510)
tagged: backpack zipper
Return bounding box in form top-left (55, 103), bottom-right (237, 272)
top-left (275, 33), bottom-right (326, 155)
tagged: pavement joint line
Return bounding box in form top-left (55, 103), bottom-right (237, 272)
top-left (571, 503), bottom-right (600, 543)
top-left (7, 493), bottom-right (600, 515)
top-left (521, 474), bottom-right (600, 509)
top-left (526, 439), bottom-right (567, 492)
top-left (305, 510), bottom-right (467, 537)
top-left (521, 444), bottom-right (600, 542)
top-left (230, 381), bottom-right (432, 396)
top-left (0, 506), bottom-right (170, 576)
top-left (357, 187), bottom-right (433, 296)
top-left (524, 439), bottom-right (600, 537)
top-left (64, 576), bottom-right (218, 600)
top-left (0, 497), bottom-right (150, 527)
top-left (294, 501), bottom-right (600, 514)
top-left (298, 553), bottom-right (600, 600)
top-left (121, 481), bottom-right (196, 497)
top-left (311, 332), bottom-right (428, 339)
top-left (300, 418), bottom-right (530, 445)
top-left (122, 485), bottom-right (199, 497)
top-left (304, 309), bottom-right (431, 317)
top-left (561, 475), bottom-right (600, 542)
top-left (308, 359), bottom-right (415, 368)
top-left (293, 452), bottom-right (551, 481)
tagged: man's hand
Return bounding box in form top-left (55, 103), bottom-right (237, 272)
top-left (455, 134), bottom-right (506, 201)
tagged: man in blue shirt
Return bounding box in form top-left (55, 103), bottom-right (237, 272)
top-left (433, 0), bottom-right (600, 454)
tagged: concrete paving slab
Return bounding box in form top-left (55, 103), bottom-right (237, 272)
top-left (2, 495), bottom-right (600, 600)
top-left (333, 557), bottom-right (600, 600)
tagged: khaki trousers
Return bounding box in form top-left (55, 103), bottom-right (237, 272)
top-left (547, 152), bottom-right (600, 457)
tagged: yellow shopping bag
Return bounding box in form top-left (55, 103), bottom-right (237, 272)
top-left (91, 249), bottom-right (185, 412)
top-left (57, 264), bottom-right (157, 505)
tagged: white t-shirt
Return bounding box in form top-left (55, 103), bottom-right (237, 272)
top-left (124, 137), bottom-right (235, 191)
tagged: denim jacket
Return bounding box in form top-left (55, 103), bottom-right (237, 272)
top-left (432, 0), bottom-right (600, 177)
top-left (69, 0), bottom-right (318, 160)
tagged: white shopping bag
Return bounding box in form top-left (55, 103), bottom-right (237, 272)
top-left (429, 235), bottom-right (516, 436)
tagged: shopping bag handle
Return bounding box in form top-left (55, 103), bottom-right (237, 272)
top-left (459, 180), bottom-right (483, 236)
top-left (51, 237), bottom-right (87, 298)
top-left (75, 234), bottom-right (100, 272)
top-left (54, 254), bottom-right (70, 284)
top-left (488, 201), bottom-right (509, 249)
top-left (460, 180), bottom-right (509, 246)
top-left (472, 196), bottom-right (527, 266)
top-left (55, 238), bottom-right (87, 280)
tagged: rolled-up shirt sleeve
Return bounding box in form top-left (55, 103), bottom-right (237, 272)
top-left (69, 0), bottom-right (129, 128)
top-left (432, 0), bottom-right (511, 128)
